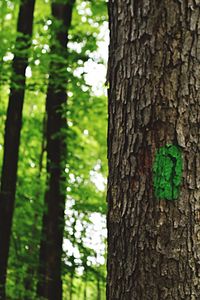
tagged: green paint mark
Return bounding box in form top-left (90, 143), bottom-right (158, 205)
top-left (153, 144), bottom-right (183, 200)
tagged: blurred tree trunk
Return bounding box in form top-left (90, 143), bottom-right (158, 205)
top-left (69, 273), bottom-right (74, 300)
top-left (37, 1), bottom-right (75, 299)
top-left (69, 217), bottom-right (76, 300)
top-left (23, 114), bottom-right (46, 300)
top-left (107, 0), bottom-right (200, 299)
top-left (0, 0), bottom-right (35, 298)
top-left (97, 272), bottom-right (101, 300)
top-left (83, 272), bottom-right (87, 300)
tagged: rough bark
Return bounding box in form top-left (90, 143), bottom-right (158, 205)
top-left (37, 1), bottom-right (74, 299)
top-left (107, 1), bottom-right (200, 299)
top-left (0, 0), bottom-right (35, 298)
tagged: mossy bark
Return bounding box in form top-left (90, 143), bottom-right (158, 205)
top-left (107, 0), bottom-right (200, 299)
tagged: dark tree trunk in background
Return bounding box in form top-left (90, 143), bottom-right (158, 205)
top-left (97, 272), bottom-right (101, 300)
top-left (37, 1), bottom-right (75, 299)
top-left (24, 114), bottom-right (46, 300)
top-left (107, 1), bottom-right (200, 299)
top-left (0, 0), bottom-right (35, 298)
top-left (83, 273), bottom-right (88, 300)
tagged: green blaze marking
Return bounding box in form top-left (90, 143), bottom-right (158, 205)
top-left (153, 144), bottom-right (183, 200)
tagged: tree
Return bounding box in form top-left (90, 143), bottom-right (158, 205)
top-left (37, 1), bottom-right (75, 299)
top-left (107, 1), bottom-right (200, 299)
top-left (0, 0), bottom-right (35, 298)
top-left (0, 0), bottom-right (108, 298)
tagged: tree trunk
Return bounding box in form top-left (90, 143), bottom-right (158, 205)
top-left (23, 114), bottom-right (46, 299)
top-left (0, 0), bottom-right (35, 298)
top-left (107, 1), bottom-right (200, 299)
top-left (97, 272), bottom-right (101, 300)
top-left (83, 272), bottom-right (87, 300)
top-left (69, 269), bottom-right (74, 300)
top-left (37, 1), bottom-right (75, 299)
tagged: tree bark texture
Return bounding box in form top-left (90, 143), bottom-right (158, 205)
top-left (37, 1), bottom-right (74, 299)
top-left (107, 1), bottom-right (200, 299)
top-left (0, 0), bottom-right (35, 298)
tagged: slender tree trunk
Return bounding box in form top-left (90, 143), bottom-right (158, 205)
top-left (83, 272), bottom-right (87, 300)
top-left (0, 0), bottom-right (6, 101)
top-left (97, 272), bottom-right (101, 300)
top-left (37, 1), bottom-right (75, 299)
top-left (0, 1), bottom-right (35, 298)
top-left (107, 1), bottom-right (200, 299)
top-left (24, 114), bottom-right (46, 299)
top-left (69, 270), bottom-right (74, 300)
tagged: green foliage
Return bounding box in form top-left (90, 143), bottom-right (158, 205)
top-left (0, 0), bottom-right (107, 299)
top-left (153, 144), bottom-right (183, 200)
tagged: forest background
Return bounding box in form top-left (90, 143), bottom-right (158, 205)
top-left (0, 0), bottom-right (108, 299)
